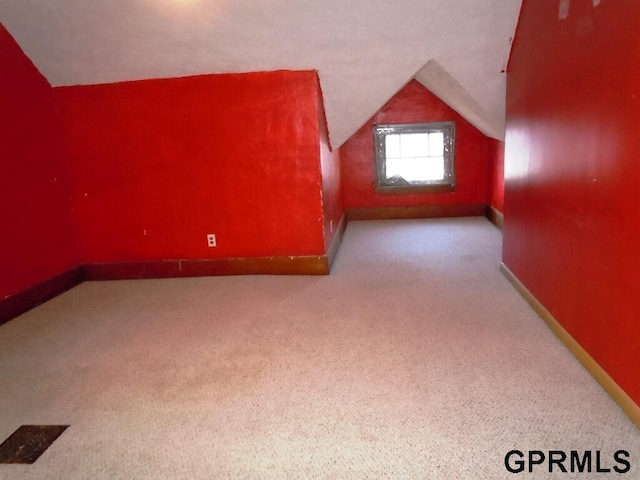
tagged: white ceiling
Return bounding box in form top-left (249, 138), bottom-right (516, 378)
top-left (0, 0), bottom-right (521, 146)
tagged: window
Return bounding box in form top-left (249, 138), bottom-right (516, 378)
top-left (373, 122), bottom-right (456, 193)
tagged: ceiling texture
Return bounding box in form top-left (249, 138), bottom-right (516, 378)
top-left (0, 0), bottom-right (522, 147)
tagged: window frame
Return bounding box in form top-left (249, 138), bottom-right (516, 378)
top-left (373, 121), bottom-right (456, 194)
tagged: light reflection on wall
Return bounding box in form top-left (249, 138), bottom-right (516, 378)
top-left (504, 125), bottom-right (530, 182)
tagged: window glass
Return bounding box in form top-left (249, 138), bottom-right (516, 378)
top-left (373, 122), bottom-right (455, 193)
top-left (400, 133), bottom-right (429, 159)
top-left (385, 134), bottom-right (401, 159)
top-left (428, 132), bottom-right (444, 157)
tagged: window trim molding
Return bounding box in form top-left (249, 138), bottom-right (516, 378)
top-left (373, 121), bottom-right (456, 194)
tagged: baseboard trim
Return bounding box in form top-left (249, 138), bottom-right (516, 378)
top-left (0, 267), bottom-right (85, 326)
top-left (500, 262), bottom-right (640, 429)
top-left (1, 252), bottom-right (337, 325)
top-left (84, 255), bottom-right (330, 281)
top-left (485, 205), bottom-right (504, 230)
top-left (326, 215), bottom-right (347, 271)
top-left (345, 203), bottom-right (485, 221)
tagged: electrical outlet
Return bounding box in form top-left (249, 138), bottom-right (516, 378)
top-left (207, 234), bottom-right (216, 247)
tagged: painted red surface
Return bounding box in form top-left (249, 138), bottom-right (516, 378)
top-left (55, 70), bottom-right (327, 262)
top-left (504, 0), bottom-right (640, 403)
top-left (489, 139), bottom-right (505, 212)
top-left (317, 84), bottom-right (344, 251)
top-left (0, 25), bottom-right (77, 299)
top-left (341, 80), bottom-right (491, 209)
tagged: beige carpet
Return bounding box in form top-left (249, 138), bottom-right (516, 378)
top-left (0, 217), bottom-right (638, 479)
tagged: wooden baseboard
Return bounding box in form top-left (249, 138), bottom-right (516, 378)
top-left (485, 205), bottom-right (504, 230)
top-left (0, 267), bottom-right (85, 326)
top-left (1, 253), bottom-right (335, 325)
top-left (345, 203), bottom-right (485, 221)
top-left (500, 263), bottom-right (640, 429)
top-left (83, 255), bottom-right (330, 281)
top-left (326, 215), bottom-right (347, 271)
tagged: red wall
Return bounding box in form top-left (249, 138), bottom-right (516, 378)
top-left (489, 139), bottom-right (505, 213)
top-left (0, 25), bottom-right (77, 299)
top-left (318, 85), bottom-right (344, 251)
top-left (55, 71), bottom-right (327, 263)
top-left (341, 80), bottom-right (492, 209)
top-left (504, 0), bottom-right (640, 404)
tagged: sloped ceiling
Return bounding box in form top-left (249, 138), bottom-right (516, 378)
top-left (0, 0), bottom-right (521, 146)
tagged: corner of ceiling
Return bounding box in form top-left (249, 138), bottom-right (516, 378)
top-left (414, 60), bottom-right (505, 141)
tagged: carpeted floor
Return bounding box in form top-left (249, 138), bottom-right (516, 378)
top-left (0, 217), bottom-right (638, 479)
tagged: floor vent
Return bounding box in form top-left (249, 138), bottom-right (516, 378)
top-left (0, 425), bottom-right (69, 464)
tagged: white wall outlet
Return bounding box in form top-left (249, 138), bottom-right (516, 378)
top-left (207, 234), bottom-right (216, 247)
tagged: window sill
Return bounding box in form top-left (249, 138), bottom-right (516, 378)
top-left (374, 183), bottom-right (455, 195)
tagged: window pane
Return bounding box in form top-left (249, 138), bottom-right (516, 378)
top-left (403, 157), bottom-right (428, 182)
top-left (400, 133), bottom-right (429, 158)
top-left (401, 157), bottom-right (444, 182)
top-left (387, 158), bottom-right (423, 182)
top-left (385, 157), bottom-right (445, 182)
top-left (428, 132), bottom-right (444, 157)
top-left (385, 157), bottom-right (403, 179)
top-left (385, 134), bottom-right (401, 159)
top-left (423, 156), bottom-right (445, 180)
